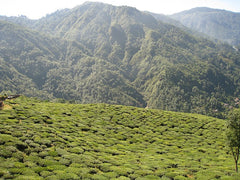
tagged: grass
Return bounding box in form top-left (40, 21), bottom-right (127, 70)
top-left (0, 96), bottom-right (239, 179)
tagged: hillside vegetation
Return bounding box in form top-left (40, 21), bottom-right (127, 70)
top-left (0, 96), bottom-right (238, 179)
top-left (1, 2), bottom-right (240, 117)
top-left (171, 7), bottom-right (240, 46)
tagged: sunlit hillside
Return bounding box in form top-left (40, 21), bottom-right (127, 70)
top-left (0, 96), bottom-right (238, 179)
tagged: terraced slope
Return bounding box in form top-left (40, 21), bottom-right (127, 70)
top-left (0, 97), bottom-right (238, 179)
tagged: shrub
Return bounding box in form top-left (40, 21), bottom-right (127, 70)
top-left (45, 175), bottom-right (58, 180)
top-left (59, 158), bottom-right (71, 166)
top-left (33, 166), bottom-right (47, 174)
top-left (0, 147), bottom-right (13, 158)
top-left (165, 171), bottom-right (181, 179)
top-left (136, 175), bottom-right (161, 180)
top-left (40, 171), bottom-right (54, 178)
top-left (112, 176), bottom-right (131, 180)
top-left (64, 167), bottom-right (81, 175)
top-left (0, 134), bottom-right (15, 144)
top-left (174, 175), bottom-right (188, 180)
top-left (69, 147), bottom-right (84, 154)
top-left (109, 166), bottom-right (134, 176)
top-left (5, 145), bottom-right (17, 153)
top-left (0, 169), bottom-right (8, 178)
top-left (63, 153), bottom-right (83, 164)
top-left (55, 172), bottom-right (79, 180)
top-left (48, 150), bottom-right (58, 157)
top-left (38, 151), bottom-right (48, 158)
top-left (133, 169), bottom-right (153, 176)
top-left (14, 175), bottom-right (43, 180)
top-left (99, 163), bottom-right (112, 172)
top-left (22, 169), bottom-right (37, 176)
top-left (160, 176), bottom-right (171, 180)
top-left (47, 165), bottom-right (66, 171)
top-left (13, 162), bottom-right (25, 168)
top-left (8, 167), bottom-right (25, 174)
top-left (103, 171), bottom-right (118, 178)
top-left (12, 152), bottom-right (24, 161)
top-left (91, 174), bottom-right (108, 180)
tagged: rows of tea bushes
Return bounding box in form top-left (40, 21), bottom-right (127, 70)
top-left (0, 96), bottom-right (239, 179)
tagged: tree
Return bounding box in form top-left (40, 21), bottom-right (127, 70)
top-left (0, 101), bottom-right (4, 109)
top-left (226, 109), bottom-right (240, 172)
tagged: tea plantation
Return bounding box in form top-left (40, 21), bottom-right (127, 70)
top-left (0, 96), bottom-right (239, 179)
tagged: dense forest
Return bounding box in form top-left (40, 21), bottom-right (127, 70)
top-left (0, 2), bottom-right (240, 117)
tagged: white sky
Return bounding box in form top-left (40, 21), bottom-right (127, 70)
top-left (0, 0), bottom-right (239, 19)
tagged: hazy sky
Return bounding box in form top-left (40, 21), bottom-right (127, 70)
top-left (0, 0), bottom-right (240, 19)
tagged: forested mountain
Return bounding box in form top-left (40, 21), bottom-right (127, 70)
top-left (0, 20), bottom-right (60, 99)
top-left (0, 19), bottom-right (145, 107)
top-left (171, 7), bottom-right (240, 46)
top-left (1, 2), bottom-right (240, 117)
top-left (147, 12), bottom-right (186, 30)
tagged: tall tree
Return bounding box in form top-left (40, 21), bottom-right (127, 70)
top-left (227, 109), bottom-right (240, 172)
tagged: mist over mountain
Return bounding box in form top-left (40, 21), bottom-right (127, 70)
top-left (171, 7), bottom-right (240, 46)
top-left (1, 2), bottom-right (240, 117)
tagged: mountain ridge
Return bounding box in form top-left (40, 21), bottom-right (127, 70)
top-left (171, 7), bottom-right (240, 46)
top-left (1, 2), bottom-right (240, 117)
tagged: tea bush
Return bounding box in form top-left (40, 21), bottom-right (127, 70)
top-left (0, 96), bottom-right (238, 179)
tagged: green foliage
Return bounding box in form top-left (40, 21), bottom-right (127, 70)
top-left (227, 108), bottom-right (240, 172)
top-left (1, 3), bottom-right (240, 118)
top-left (0, 97), bottom-right (237, 179)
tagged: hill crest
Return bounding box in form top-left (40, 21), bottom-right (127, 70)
top-left (171, 7), bottom-right (240, 46)
top-left (0, 2), bottom-right (240, 118)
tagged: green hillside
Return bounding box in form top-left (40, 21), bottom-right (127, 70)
top-left (0, 96), bottom-right (238, 179)
top-left (0, 20), bottom-right (61, 99)
top-left (1, 2), bottom-right (240, 117)
top-left (0, 20), bottom-right (145, 107)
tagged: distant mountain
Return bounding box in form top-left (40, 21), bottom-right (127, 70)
top-left (1, 2), bottom-right (240, 117)
top-left (147, 12), bottom-right (185, 28)
top-left (171, 7), bottom-right (240, 46)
